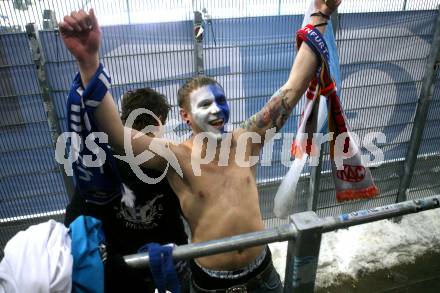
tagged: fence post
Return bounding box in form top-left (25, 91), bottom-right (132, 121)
top-left (284, 211), bottom-right (323, 293)
top-left (308, 11), bottom-right (339, 211)
top-left (308, 100), bottom-right (323, 212)
top-left (396, 7), bottom-right (440, 204)
top-left (193, 11), bottom-right (204, 75)
top-left (402, 0), bottom-right (408, 11)
top-left (25, 23), bottom-right (75, 199)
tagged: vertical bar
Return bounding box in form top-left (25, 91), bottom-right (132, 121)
top-left (193, 10), bottom-right (204, 75)
top-left (331, 9), bottom-right (338, 35)
top-left (396, 7), bottom-right (440, 203)
top-left (126, 0), bottom-right (131, 24)
top-left (283, 239), bottom-right (296, 293)
top-left (308, 99), bottom-right (323, 212)
top-left (25, 23), bottom-right (75, 199)
top-left (284, 211), bottom-right (323, 293)
top-left (402, 0), bottom-right (408, 11)
top-left (307, 14), bottom-right (339, 211)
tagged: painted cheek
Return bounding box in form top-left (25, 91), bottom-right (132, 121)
top-left (192, 109), bottom-right (210, 131)
top-left (216, 102), bottom-right (229, 124)
top-left (220, 104), bottom-right (229, 124)
top-left (209, 84), bottom-right (230, 122)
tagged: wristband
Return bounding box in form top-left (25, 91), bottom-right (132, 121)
top-left (296, 24), bottom-right (330, 67)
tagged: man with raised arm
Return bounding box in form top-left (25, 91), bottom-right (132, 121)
top-left (59, 0), bottom-right (340, 291)
top-left (64, 87), bottom-right (190, 293)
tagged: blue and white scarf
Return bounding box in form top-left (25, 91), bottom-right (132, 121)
top-left (66, 64), bottom-right (123, 204)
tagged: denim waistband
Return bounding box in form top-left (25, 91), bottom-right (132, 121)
top-left (194, 247), bottom-right (267, 280)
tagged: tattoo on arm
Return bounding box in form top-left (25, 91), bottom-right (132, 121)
top-left (241, 88), bottom-right (294, 133)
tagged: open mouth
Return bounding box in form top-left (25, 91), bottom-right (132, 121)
top-left (209, 118), bottom-right (224, 128)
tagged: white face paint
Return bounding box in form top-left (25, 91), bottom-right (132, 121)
top-left (189, 84), bottom-right (229, 139)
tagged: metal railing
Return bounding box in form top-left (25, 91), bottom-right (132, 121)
top-left (124, 195), bottom-right (440, 292)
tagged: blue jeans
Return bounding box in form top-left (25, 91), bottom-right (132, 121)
top-left (251, 266), bottom-right (283, 293)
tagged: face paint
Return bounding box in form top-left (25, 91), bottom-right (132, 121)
top-left (189, 84), bottom-right (230, 138)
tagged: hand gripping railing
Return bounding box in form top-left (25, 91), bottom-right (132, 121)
top-left (124, 195), bottom-right (440, 293)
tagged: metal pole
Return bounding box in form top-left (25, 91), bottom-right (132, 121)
top-left (122, 195), bottom-right (440, 288)
top-left (308, 12), bottom-right (339, 211)
top-left (285, 211), bottom-right (323, 293)
top-left (124, 223), bottom-right (297, 269)
top-left (323, 195), bottom-right (440, 232)
top-left (126, 0), bottom-right (131, 24)
top-left (193, 11), bottom-right (204, 75)
top-left (25, 23), bottom-right (75, 199)
top-left (396, 7), bottom-right (440, 204)
top-left (308, 99), bottom-right (323, 211)
top-left (331, 9), bottom-right (338, 36)
top-left (402, 0), bottom-right (408, 11)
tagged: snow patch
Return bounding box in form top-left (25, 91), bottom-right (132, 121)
top-left (269, 207), bottom-right (440, 288)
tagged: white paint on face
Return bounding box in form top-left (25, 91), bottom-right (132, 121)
top-left (189, 85), bottom-right (227, 139)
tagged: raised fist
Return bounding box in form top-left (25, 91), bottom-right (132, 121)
top-left (314, 0), bottom-right (342, 16)
top-left (59, 9), bottom-right (101, 66)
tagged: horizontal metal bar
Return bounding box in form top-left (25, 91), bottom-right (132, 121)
top-left (124, 195), bottom-right (440, 269)
top-left (204, 40), bottom-right (294, 50)
top-left (317, 136), bottom-right (440, 157)
top-left (0, 144), bottom-right (54, 155)
top-left (0, 31), bottom-right (26, 36)
top-left (0, 168), bottom-right (60, 181)
top-left (408, 182), bottom-right (440, 193)
top-left (0, 63), bottom-right (36, 70)
top-left (0, 120), bottom-right (56, 129)
top-left (339, 58), bottom-right (427, 69)
top-left (47, 48), bottom-right (195, 64)
top-left (124, 223), bottom-right (298, 269)
top-left (315, 192), bottom-right (402, 212)
top-left (337, 33), bottom-right (433, 42)
top-left (0, 209), bottom-right (65, 224)
top-left (51, 74), bottom-right (192, 94)
top-left (203, 34), bottom-right (433, 50)
top-left (0, 190), bottom-right (66, 204)
top-left (0, 91), bottom-right (43, 99)
top-left (346, 100), bottom-right (417, 112)
top-left (220, 80), bottom-right (425, 104)
top-left (342, 79), bottom-right (423, 90)
top-left (322, 195), bottom-right (440, 232)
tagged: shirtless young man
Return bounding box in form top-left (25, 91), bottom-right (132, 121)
top-left (59, 0), bottom-right (341, 291)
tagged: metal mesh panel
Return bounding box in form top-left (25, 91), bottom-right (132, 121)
top-left (251, 9), bottom-right (440, 222)
top-left (0, 0), bottom-right (439, 248)
top-left (310, 10), bottom-right (440, 218)
top-left (407, 68), bottom-right (440, 198)
top-left (0, 32), bottom-right (69, 257)
top-left (40, 20), bottom-right (195, 135)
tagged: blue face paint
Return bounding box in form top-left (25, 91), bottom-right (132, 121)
top-left (189, 84), bottom-right (230, 138)
top-left (208, 83), bottom-right (230, 125)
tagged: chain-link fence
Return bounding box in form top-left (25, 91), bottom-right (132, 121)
top-left (1, 0), bottom-right (439, 256)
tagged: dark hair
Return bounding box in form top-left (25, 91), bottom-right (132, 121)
top-left (177, 75), bottom-right (219, 110)
top-left (120, 87), bottom-right (170, 131)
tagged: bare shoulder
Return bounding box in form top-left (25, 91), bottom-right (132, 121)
top-left (168, 139), bottom-right (192, 161)
top-left (231, 128), bottom-right (262, 154)
top-left (232, 128), bottom-right (247, 139)
top-left (166, 140), bottom-right (193, 186)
